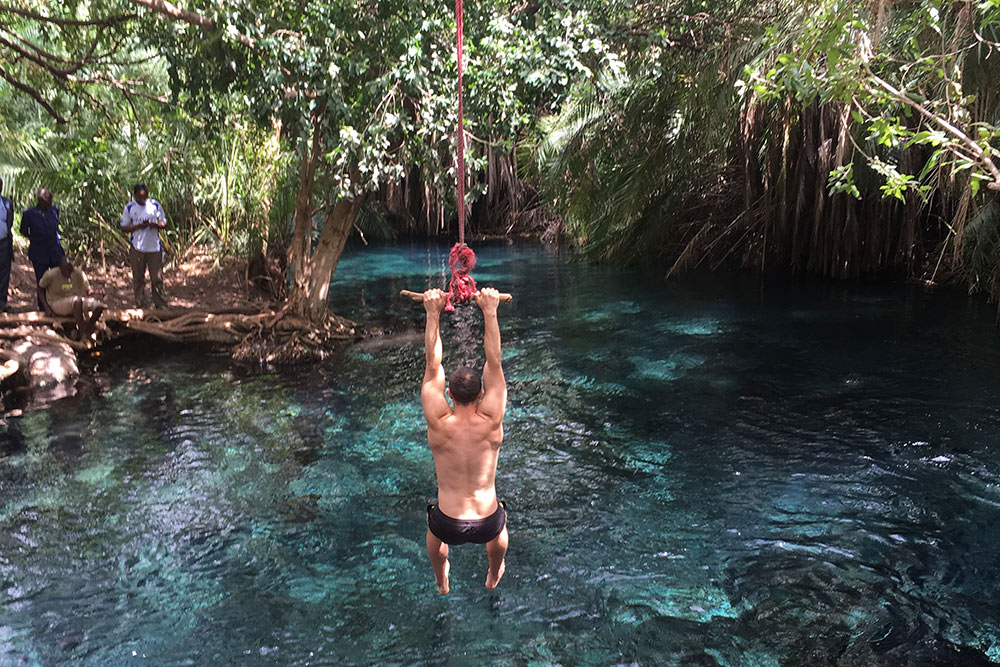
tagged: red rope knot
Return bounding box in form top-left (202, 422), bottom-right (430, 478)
top-left (446, 242), bottom-right (477, 311)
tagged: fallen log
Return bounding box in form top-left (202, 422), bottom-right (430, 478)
top-left (0, 312), bottom-right (70, 327)
top-left (0, 303), bottom-right (361, 383)
top-left (0, 327), bottom-right (89, 351)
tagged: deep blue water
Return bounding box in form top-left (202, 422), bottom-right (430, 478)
top-left (3, 241), bottom-right (1000, 665)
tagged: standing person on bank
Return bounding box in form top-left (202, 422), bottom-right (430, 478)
top-left (20, 188), bottom-right (64, 310)
top-left (0, 178), bottom-right (14, 311)
top-left (120, 183), bottom-right (168, 309)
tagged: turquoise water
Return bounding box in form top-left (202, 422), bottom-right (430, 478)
top-left (3, 241), bottom-right (1000, 665)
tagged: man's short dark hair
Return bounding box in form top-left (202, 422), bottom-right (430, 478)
top-left (449, 367), bottom-right (482, 405)
top-left (133, 183), bottom-right (148, 196)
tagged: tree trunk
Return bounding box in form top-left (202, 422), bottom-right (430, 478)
top-left (289, 108), bottom-right (325, 292)
top-left (285, 105), bottom-right (365, 324)
top-left (290, 194), bottom-right (365, 322)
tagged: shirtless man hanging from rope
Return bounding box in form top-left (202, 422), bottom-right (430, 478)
top-left (421, 287), bottom-right (508, 594)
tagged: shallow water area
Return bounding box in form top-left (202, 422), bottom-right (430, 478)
top-left (3, 241), bottom-right (1000, 665)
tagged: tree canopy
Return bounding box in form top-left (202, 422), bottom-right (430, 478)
top-left (3, 0), bottom-right (1000, 309)
top-left (528, 0), bottom-right (1000, 298)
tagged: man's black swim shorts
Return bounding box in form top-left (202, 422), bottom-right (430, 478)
top-left (426, 501), bottom-right (507, 545)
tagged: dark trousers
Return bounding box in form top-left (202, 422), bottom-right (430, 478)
top-left (28, 242), bottom-right (66, 310)
top-left (30, 245), bottom-right (64, 310)
top-left (129, 247), bottom-right (166, 308)
top-left (30, 257), bottom-right (50, 311)
top-left (31, 260), bottom-right (47, 310)
top-left (0, 236), bottom-right (10, 309)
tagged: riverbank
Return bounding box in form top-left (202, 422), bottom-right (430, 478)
top-left (5, 249), bottom-right (267, 314)
top-left (0, 250), bottom-right (358, 410)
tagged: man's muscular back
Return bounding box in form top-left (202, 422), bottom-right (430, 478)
top-left (428, 412), bottom-right (503, 518)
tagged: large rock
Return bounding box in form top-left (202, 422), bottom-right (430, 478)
top-left (11, 333), bottom-right (79, 388)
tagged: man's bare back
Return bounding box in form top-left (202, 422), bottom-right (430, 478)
top-left (427, 412), bottom-right (503, 517)
top-left (421, 288), bottom-right (508, 594)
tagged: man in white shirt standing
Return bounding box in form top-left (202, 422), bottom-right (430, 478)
top-left (120, 183), bottom-right (168, 309)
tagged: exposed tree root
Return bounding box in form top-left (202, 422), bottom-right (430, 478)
top-left (0, 348), bottom-right (20, 385)
top-left (231, 312), bottom-right (357, 365)
top-left (0, 306), bottom-right (360, 370)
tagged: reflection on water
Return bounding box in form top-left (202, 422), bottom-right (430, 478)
top-left (3, 241), bottom-right (1000, 665)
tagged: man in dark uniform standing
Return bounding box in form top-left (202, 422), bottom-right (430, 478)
top-left (20, 188), bottom-right (64, 310)
top-left (0, 178), bottom-right (13, 311)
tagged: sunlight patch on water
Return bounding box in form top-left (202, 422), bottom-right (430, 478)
top-left (655, 317), bottom-right (726, 337)
top-left (621, 440), bottom-right (673, 476)
top-left (73, 461), bottom-right (116, 485)
top-left (629, 353), bottom-right (705, 382)
top-left (576, 300), bottom-right (644, 324)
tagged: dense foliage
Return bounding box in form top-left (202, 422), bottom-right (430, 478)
top-left (5, 0), bottom-right (1000, 304)
top-left (0, 1), bottom-right (291, 263)
top-left (529, 0), bottom-right (1000, 298)
top-left (0, 1), bottom-right (608, 269)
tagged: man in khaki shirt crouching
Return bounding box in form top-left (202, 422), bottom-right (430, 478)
top-left (39, 256), bottom-right (104, 341)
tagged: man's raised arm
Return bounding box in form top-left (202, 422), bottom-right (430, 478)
top-left (476, 288), bottom-right (506, 423)
top-left (421, 289), bottom-right (451, 424)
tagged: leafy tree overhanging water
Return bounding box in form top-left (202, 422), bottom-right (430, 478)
top-left (2, 1), bottom-right (1000, 306)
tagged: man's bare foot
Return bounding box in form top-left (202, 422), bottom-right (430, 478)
top-left (436, 559), bottom-right (450, 595)
top-left (485, 559), bottom-right (505, 589)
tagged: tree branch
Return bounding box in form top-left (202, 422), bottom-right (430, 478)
top-left (76, 73), bottom-right (170, 104)
top-left (1, 26), bottom-right (85, 66)
top-left (75, 27), bottom-right (107, 74)
top-left (0, 28), bottom-right (104, 79)
top-left (0, 23), bottom-right (167, 113)
top-left (0, 66), bottom-right (66, 123)
top-left (868, 70), bottom-right (1000, 192)
top-left (128, 0), bottom-right (214, 30)
top-left (1, 23), bottom-right (112, 79)
top-left (0, 5), bottom-right (135, 27)
top-left (129, 0), bottom-right (255, 47)
top-left (0, 32), bottom-right (70, 77)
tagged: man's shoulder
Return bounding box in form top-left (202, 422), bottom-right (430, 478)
top-left (425, 409), bottom-right (454, 428)
top-left (39, 266), bottom-right (59, 283)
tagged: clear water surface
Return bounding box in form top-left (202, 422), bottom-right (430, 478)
top-left (2, 241), bottom-right (1000, 665)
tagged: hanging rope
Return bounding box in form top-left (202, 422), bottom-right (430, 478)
top-left (445, 0), bottom-right (476, 311)
top-left (455, 0), bottom-right (465, 245)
